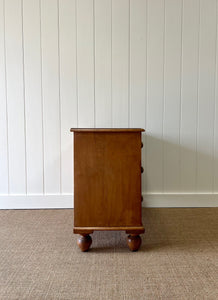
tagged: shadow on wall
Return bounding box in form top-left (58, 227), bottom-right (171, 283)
top-left (143, 134), bottom-right (217, 194)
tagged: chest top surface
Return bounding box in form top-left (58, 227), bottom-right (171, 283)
top-left (70, 128), bottom-right (145, 133)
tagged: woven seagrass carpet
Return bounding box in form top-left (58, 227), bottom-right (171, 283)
top-left (0, 208), bottom-right (218, 299)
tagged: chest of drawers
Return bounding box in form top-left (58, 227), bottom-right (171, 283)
top-left (70, 128), bottom-right (145, 251)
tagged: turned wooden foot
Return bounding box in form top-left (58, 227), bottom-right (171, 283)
top-left (77, 234), bottom-right (92, 252)
top-left (127, 234), bottom-right (142, 251)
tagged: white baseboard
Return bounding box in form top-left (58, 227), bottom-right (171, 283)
top-left (0, 194), bottom-right (73, 209)
top-left (0, 193), bottom-right (218, 209)
top-left (142, 193), bottom-right (218, 207)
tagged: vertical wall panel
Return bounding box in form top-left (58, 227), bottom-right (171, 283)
top-left (214, 1), bottom-right (218, 193)
top-left (2, 0), bottom-right (218, 206)
top-left (129, 0), bottom-right (147, 191)
top-left (23, 0), bottom-right (43, 194)
top-left (41, 0), bottom-right (61, 194)
top-left (129, 0), bottom-right (147, 128)
top-left (146, 0), bottom-right (165, 192)
top-left (59, 0), bottom-right (77, 193)
top-left (4, 0), bottom-right (26, 194)
top-left (180, 0), bottom-right (199, 192)
top-left (163, 0), bottom-right (182, 192)
top-left (197, 0), bottom-right (216, 192)
top-left (112, 0), bottom-right (129, 127)
top-left (77, 0), bottom-right (95, 128)
top-left (95, 0), bottom-right (112, 128)
top-left (0, 0), bottom-right (9, 194)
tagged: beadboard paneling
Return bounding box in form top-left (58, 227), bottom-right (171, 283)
top-left (129, 0), bottom-right (147, 191)
top-left (95, 0), bottom-right (112, 128)
top-left (163, 0), bottom-right (182, 192)
top-left (214, 0), bottom-right (218, 193)
top-left (1, 0), bottom-right (218, 208)
top-left (0, 0), bottom-right (9, 194)
top-left (23, 0), bottom-right (44, 194)
top-left (4, 0), bottom-right (26, 194)
top-left (112, 0), bottom-right (129, 127)
top-left (146, 0), bottom-right (165, 193)
top-left (129, 0), bottom-right (147, 129)
top-left (59, 0), bottom-right (77, 194)
top-left (77, 0), bottom-right (95, 128)
top-left (196, 0), bottom-right (217, 192)
top-left (180, 0), bottom-right (199, 192)
top-left (41, 0), bottom-right (61, 194)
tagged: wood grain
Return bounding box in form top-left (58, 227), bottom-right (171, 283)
top-left (73, 130), bottom-right (144, 231)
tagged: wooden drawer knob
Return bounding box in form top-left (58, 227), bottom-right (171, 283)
top-left (141, 166), bottom-right (144, 173)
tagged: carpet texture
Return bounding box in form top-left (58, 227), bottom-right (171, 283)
top-left (0, 208), bottom-right (218, 299)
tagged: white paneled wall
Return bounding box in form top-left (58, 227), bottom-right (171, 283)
top-left (0, 0), bottom-right (218, 208)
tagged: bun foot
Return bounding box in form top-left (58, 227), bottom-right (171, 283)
top-left (127, 234), bottom-right (142, 251)
top-left (77, 234), bottom-right (92, 252)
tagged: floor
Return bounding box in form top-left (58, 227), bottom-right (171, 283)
top-left (0, 208), bottom-right (218, 299)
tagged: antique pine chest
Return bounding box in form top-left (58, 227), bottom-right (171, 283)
top-left (70, 128), bottom-right (145, 251)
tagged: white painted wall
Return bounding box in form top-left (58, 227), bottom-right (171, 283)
top-left (0, 0), bottom-right (218, 208)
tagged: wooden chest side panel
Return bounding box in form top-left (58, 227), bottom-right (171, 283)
top-left (74, 132), bottom-right (142, 227)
